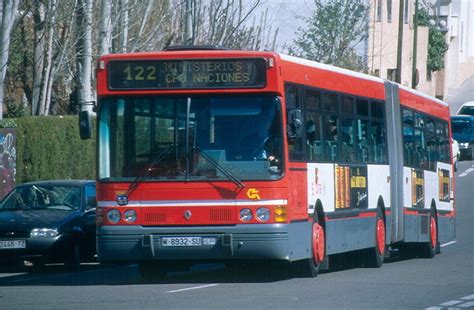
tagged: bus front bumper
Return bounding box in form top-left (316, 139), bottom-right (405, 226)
top-left (97, 222), bottom-right (310, 262)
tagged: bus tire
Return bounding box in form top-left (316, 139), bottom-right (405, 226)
top-left (292, 214), bottom-right (325, 278)
top-left (419, 210), bottom-right (437, 258)
top-left (367, 208), bottom-right (385, 268)
top-left (138, 261), bottom-right (167, 282)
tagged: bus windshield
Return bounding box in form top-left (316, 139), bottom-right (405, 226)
top-left (98, 94), bottom-right (283, 182)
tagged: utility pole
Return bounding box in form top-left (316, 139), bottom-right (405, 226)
top-left (396, 0), bottom-right (404, 84)
top-left (412, 0), bottom-right (419, 88)
top-left (184, 0), bottom-right (193, 45)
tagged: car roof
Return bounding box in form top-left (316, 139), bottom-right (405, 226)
top-left (17, 180), bottom-right (95, 187)
top-left (451, 115), bottom-right (474, 120)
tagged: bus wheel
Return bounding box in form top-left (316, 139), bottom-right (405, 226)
top-left (292, 215), bottom-right (325, 278)
top-left (367, 208), bottom-right (385, 268)
top-left (419, 211), bottom-right (437, 258)
top-left (138, 261), bottom-right (167, 282)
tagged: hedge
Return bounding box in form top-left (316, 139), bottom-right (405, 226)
top-left (3, 116), bottom-right (96, 184)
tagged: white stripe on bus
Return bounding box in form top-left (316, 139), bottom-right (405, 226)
top-left (98, 199), bottom-right (287, 207)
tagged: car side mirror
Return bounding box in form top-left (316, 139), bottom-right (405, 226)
top-left (287, 109), bottom-right (303, 139)
top-left (79, 111), bottom-right (92, 140)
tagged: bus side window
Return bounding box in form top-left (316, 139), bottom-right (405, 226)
top-left (402, 109), bottom-right (414, 167)
top-left (285, 84), bottom-right (304, 160)
top-left (356, 119), bottom-right (369, 163)
top-left (425, 117), bottom-right (437, 170)
top-left (323, 115), bottom-right (339, 161)
top-left (340, 117), bottom-right (355, 163)
top-left (306, 111), bottom-right (322, 161)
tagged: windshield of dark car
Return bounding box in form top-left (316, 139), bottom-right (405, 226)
top-left (0, 185), bottom-right (82, 211)
top-left (458, 105), bottom-right (474, 116)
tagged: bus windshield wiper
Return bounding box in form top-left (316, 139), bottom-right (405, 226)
top-left (121, 147), bottom-right (174, 203)
top-left (195, 146), bottom-right (246, 189)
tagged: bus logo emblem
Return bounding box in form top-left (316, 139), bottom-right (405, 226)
top-left (184, 210), bottom-right (192, 220)
top-left (247, 188), bottom-right (260, 200)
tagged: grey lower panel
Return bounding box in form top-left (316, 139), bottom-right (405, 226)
top-left (97, 222), bottom-right (312, 262)
top-left (402, 212), bottom-right (455, 244)
top-left (438, 215), bottom-right (455, 244)
top-left (325, 215), bottom-right (376, 255)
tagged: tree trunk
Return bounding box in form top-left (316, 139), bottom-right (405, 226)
top-left (120, 0), bottom-right (128, 53)
top-left (76, 0), bottom-right (93, 113)
top-left (0, 0), bottom-right (19, 119)
top-left (99, 0), bottom-right (112, 55)
top-left (32, 0), bottom-right (46, 115)
top-left (38, 0), bottom-right (56, 115)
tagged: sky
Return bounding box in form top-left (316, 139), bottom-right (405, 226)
top-left (256, 0), bottom-right (314, 50)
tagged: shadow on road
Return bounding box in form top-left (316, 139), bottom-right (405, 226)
top-left (0, 248), bottom-right (440, 287)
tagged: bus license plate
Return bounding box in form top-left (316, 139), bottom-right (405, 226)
top-left (0, 240), bottom-right (26, 249)
top-left (161, 237), bottom-right (202, 247)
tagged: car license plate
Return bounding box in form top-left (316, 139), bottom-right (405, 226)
top-left (161, 237), bottom-right (202, 247)
top-left (0, 240), bottom-right (26, 249)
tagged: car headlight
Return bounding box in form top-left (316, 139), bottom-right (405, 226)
top-left (123, 209), bottom-right (137, 223)
top-left (30, 228), bottom-right (59, 237)
top-left (459, 142), bottom-right (469, 148)
top-left (256, 208), bottom-right (270, 222)
top-left (107, 209), bottom-right (121, 223)
top-left (239, 208), bottom-right (253, 222)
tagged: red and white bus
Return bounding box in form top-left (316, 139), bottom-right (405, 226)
top-left (86, 47), bottom-right (455, 279)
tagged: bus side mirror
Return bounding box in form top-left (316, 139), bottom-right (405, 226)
top-left (79, 111), bottom-right (92, 140)
top-left (287, 109), bottom-right (303, 139)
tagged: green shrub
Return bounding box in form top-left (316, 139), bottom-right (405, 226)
top-left (14, 116), bottom-right (96, 183)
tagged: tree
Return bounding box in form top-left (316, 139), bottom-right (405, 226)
top-left (168, 0), bottom-right (278, 51)
top-left (0, 0), bottom-right (20, 119)
top-left (76, 0), bottom-right (93, 113)
top-left (288, 0), bottom-right (368, 72)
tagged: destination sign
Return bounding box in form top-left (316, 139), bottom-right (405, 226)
top-left (108, 58), bottom-right (267, 90)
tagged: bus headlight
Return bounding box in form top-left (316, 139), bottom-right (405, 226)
top-left (107, 209), bottom-right (121, 223)
top-left (123, 209), bottom-right (137, 223)
top-left (239, 208), bottom-right (253, 222)
top-left (256, 208), bottom-right (270, 222)
top-left (274, 206), bottom-right (287, 223)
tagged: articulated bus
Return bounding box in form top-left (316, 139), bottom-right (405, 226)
top-left (85, 47), bottom-right (455, 280)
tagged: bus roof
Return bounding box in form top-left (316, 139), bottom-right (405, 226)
top-left (278, 53), bottom-right (385, 84)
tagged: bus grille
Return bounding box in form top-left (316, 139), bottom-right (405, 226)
top-left (143, 211), bottom-right (167, 223)
top-left (209, 208), bottom-right (232, 221)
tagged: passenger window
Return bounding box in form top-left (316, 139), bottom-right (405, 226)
top-left (425, 118), bottom-right (437, 170)
top-left (323, 92), bottom-right (338, 113)
top-left (306, 111), bottom-right (323, 161)
top-left (340, 118), bottom-right (355, 163)
top-left (286, 84), bottom-right (304, 160)
top-left (341, 96), bottom-right (354, 114)
top-left (356, 119), bottom-right (369, 163)
top-left (356, 99), bottom-right (369, 117)
top-left (371, 101), bottom-right (385, 119)
top-left (305, 89), bottom-right (322, 110)
top-left (371, 121), bottom-right (386, 163)
top-left (323, 115), bottom-right (339, 161)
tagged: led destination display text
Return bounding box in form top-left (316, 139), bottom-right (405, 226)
top-left (108, 58), bottom-right (267, 90)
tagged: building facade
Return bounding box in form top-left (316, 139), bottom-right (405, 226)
top-left (367, 0), bottom-right (474, 112)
